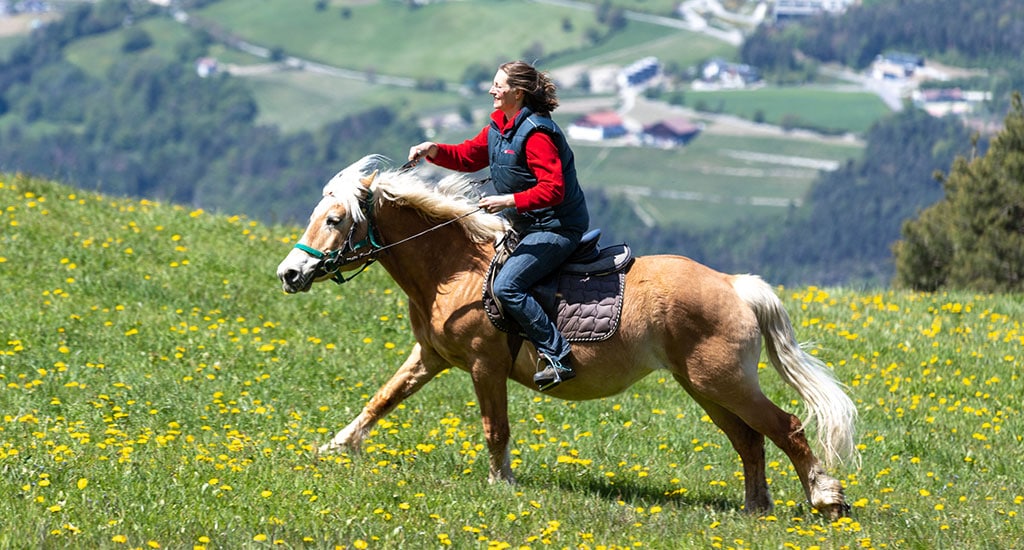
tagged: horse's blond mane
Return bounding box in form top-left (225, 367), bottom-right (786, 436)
top-left (323, 155), bottom-right (506, 244)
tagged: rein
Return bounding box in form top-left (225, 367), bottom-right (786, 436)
top-left (294, 185), bottom-right (484, 285)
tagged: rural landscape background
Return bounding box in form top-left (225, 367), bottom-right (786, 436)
top-left (1, 0), bottom-right (1022, 548)
top-left (3, 0), bottom-right (1021, 285)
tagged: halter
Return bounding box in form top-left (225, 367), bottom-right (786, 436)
top-left (292, 188), bottom-right (484, 285)
top-left (290, 191), bottom-right (383, 284)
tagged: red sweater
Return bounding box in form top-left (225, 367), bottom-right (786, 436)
top-left (430, 109), bottom-right (566, 212)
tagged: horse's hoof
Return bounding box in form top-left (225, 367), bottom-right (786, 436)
top-left (818, 501), bottom-right (849, 521)
top-left (318, 442), bottom-right (342, 455)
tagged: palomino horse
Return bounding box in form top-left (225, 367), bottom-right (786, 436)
top-left (277, 156), bottom-right (858, 518)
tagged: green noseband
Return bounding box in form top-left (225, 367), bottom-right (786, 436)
top-left (292, 194), bottom-right (381, 285)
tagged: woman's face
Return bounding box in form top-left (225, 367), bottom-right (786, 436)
top-left (489, 69), bottom-right (523, 118)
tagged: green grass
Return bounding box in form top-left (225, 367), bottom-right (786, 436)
top-left (569, 132), bottom-right (863, 229)
top-left (63, 17), bottom-right (196, 78)
top-left (195, 0), bottom-right (601, 81)
top-left (192, 0), bottom-right (737, 83)
top-left (688, 87), bottom-right (892, 134)
top-left (1, 174), bottom-right (1022, 548)
top-left (543, 17), bottom-right (724, 70)
top-left (242, 70), bottom-right (462, 133)
top-left (0, 34), bottom-right (22, 62)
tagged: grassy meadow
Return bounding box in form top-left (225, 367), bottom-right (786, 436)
top-left (193, 0), bottom-right (611, 81)
top-left (688, 87), bottom-right (891, 135)
top-left (1, 174), bottom-right (1021, 549)
top-left (568, 132), bottom-right (862, 229)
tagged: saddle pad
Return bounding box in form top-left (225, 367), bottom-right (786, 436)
top-left (483, 270), bottom-right (626, 343)
top-left (555, 271), bottom-right (626, 342)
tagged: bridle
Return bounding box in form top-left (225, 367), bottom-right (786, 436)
top-left (292, 162), bottom-right (487, 285)
top-left (293, 191), bottom-right (384, 285)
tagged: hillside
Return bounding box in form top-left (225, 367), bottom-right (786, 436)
top-left (2, 174), bottom-right (1023, 547)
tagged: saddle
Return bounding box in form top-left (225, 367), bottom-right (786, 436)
top-left (483, 229), bottom-right (634, 343)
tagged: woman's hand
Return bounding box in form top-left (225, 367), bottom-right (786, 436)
top-left (408, 142), bottom-right (438, 164)
top-left (478, 194), bottom-right (516, 214)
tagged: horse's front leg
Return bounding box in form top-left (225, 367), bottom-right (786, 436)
top-left (319, 343), bottom-right (444, 454)
top-left (471, 359), bottom-right (514, 484)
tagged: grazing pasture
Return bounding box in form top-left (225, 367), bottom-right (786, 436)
top-left (1, 175), bottom-right (1019, 548)
top-left (688, 87), bottom-right (892, 135)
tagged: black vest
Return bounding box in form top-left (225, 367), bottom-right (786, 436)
top-left (487, 108), bottom-right (589, 235)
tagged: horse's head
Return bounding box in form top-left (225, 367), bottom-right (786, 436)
top-left (277, 156), bottom-right (384, 293)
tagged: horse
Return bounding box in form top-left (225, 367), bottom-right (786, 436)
top-left (276, 155), bottom-right (858, 518)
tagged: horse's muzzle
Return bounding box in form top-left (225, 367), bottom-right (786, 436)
top-left (278, 266), bottom-right (314, 293)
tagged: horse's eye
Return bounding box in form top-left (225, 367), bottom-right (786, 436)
top-left (326, 214), bottom-right (343, 227)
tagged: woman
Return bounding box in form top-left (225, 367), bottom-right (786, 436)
top-left (408, 60), bottom-right (589, 391)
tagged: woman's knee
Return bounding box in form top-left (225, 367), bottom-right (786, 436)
top-left (492, 277), bottom-right (524, 306)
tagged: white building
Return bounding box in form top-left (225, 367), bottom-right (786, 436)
top-left (617, 57), bottom-right (662, 91)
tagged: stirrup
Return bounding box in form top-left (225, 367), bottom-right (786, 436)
top-left (533, 353), bottom-right (575, 392)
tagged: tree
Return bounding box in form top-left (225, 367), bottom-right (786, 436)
top-left (894, 92), bottom-right (1024, 291)
top-left (121, 27), bottom-right (153, 53)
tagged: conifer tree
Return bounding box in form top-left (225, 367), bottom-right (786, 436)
top-left (894, 92), bottom-right (1024, 291)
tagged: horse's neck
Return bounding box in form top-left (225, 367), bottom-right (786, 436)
top-left (375, 204), bottom-right (490, 310)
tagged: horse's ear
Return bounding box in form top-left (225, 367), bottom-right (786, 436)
top-left (359, 170), bottom-right (378, 188)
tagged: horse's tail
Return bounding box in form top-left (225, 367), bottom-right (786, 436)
top-left (731, 274), bottom-right (859, 469)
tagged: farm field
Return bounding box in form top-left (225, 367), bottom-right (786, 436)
top-left (688, 87), bottom-right (892, 135)
top-left (63, 16), bottom-right (197, 79)
top-left (1, 175), bottom-right (1021, 549)
top-left (241, 70), bottom-right (459, 133)
top-left (193, 0), bottom-right (620, 82)
top-left (569, 131), bottom-right (861, 229)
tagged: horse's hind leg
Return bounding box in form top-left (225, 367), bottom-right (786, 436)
top-left (732, 395), bottom-right (847, 518)
top-left (713, 389), bottom-right (847, 519)
top-left (675, 367), bottom-right (847, 518)
top-left (675, 375), bottom-right (771, 513)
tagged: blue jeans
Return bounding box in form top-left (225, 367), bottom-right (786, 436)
top-left (493, 229), bottom-right (581, 361)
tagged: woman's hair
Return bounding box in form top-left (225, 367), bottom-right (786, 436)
top-left (500, 60), bottom-right (559, 116)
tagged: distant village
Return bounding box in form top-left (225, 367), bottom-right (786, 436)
top-left (564, 57), bottom-right (705, 149)
top-left (869, 51), bottom-right (992, 117)
top-left (0, 0), bottom-right (49, 17)
top-left (555, 42), bottom-right (989, 150)
top-left (552, 0), bottom-right (990, 150)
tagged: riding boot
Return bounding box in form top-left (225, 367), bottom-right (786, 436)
top-left (534, 353), bottom-right (575, 391)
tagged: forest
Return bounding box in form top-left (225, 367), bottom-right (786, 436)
top-left (0, 2), bottom-right (425, 226)
top-left (0, 0), bottom-right (1014, 287)
top-left (673, 110), bottom-right (976, 286)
